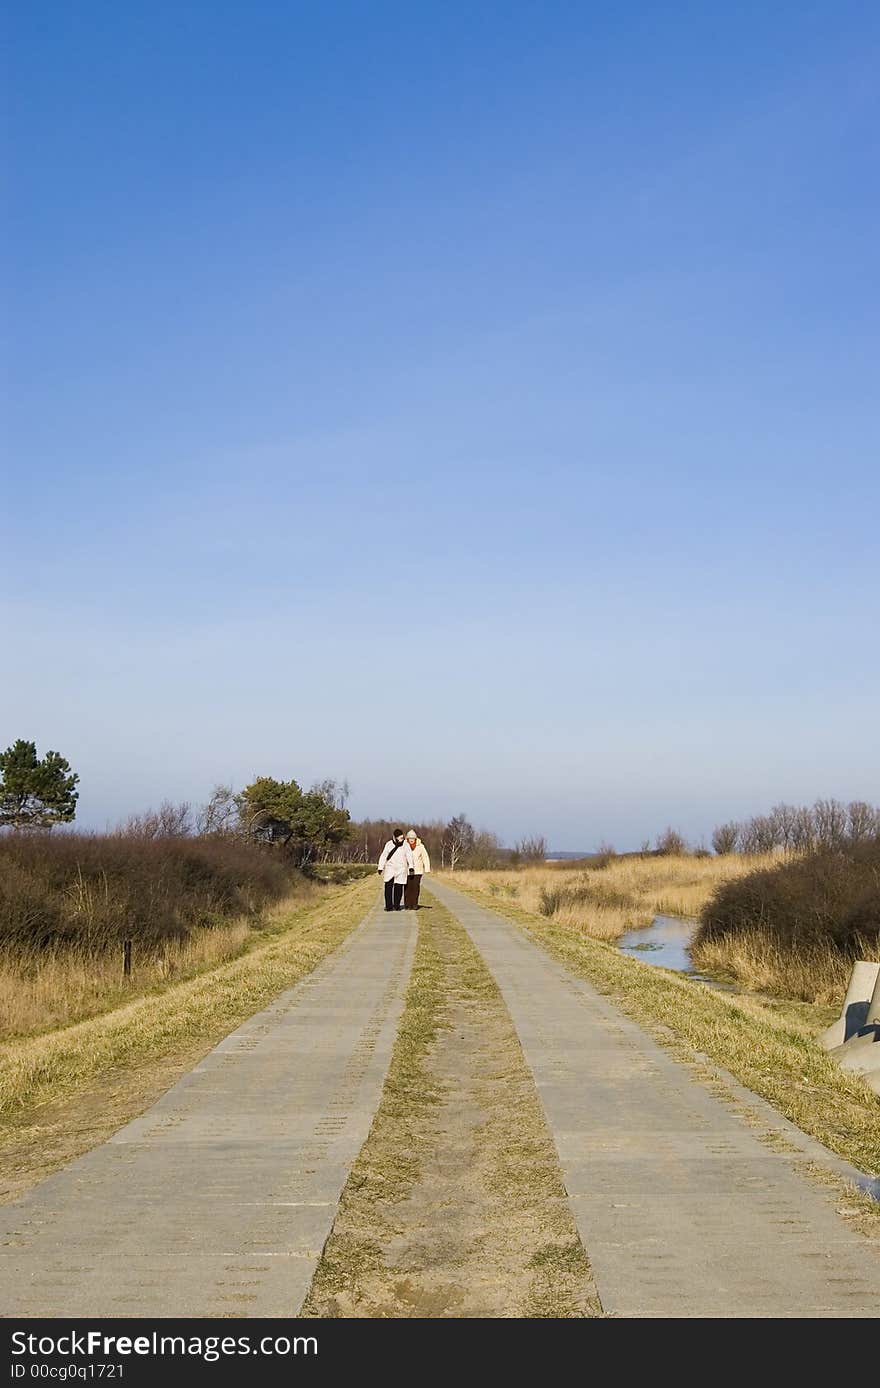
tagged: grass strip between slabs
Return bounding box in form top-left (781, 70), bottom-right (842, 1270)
top-left (0, 877), bottom-right (377, 1198)
top-left (442, 880), bottom-right (880, 1187)
top-left (304, 895), bottom-right (600, 1318)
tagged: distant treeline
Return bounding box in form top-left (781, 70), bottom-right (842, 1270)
top-left (340, 818), bottom-right (547, 870)
top-left (710, 799), bottom-right (880, 855)
top-left (113, 781), bottom-right (547, 872)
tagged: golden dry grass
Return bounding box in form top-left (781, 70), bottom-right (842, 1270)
top-left (450, 854), bottom-right (854, 1001)
top-left (690, 930), bottom-right (856, 1005)
top-left (450, 853), bottom-right (778, 942)
top-left (0, 915), bottom-right (270, 1041)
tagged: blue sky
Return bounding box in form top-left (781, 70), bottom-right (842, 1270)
top-left (3, 1), bottom-right (879, 848)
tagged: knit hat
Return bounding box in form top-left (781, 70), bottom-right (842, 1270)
top-left (406, 829), bottom-right (418, 839)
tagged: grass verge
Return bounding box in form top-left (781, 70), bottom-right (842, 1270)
top-left (439, 878), bottom-right (880, 1182)
top-left (0, 877), bottom-right (376, 1200)
top-left (303, 897), bottom-right (447, 1313)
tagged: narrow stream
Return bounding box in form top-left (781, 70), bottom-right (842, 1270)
top-left (617, 914), bottom-right (733, 989)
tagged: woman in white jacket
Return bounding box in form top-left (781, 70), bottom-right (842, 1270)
top-left (377, 829), bottom-right (414, 912)
top-left (404, 830), bottom-right (431, 910)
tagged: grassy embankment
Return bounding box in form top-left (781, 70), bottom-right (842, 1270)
top-left (439, 868), bottom-right (880, 1181)
top-left (304, 896), bottom-right (598, 1318)
top-left (0, 873), bottom-right (377, 1200)
top-left (0, 832), bottom-right (371, 1038)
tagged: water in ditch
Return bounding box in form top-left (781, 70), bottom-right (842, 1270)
top-left (617, 914), bottom-right (733, 989)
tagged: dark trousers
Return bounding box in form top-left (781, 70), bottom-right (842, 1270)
top-left (384, 880), bottom-right (404, 911)
top-left (404, 873), bottom-right (422, 909)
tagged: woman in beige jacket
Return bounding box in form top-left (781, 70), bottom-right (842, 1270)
top-left (403, 830), bottom-right (431, 910)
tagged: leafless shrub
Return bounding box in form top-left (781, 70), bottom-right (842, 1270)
top-left (697, 839), bottom-right (880, 960)
top-left (514, 835), bottom-right (547, 863)
top-left (197, 785), bottom-right (238, 837)
top-left (118, 800), bottom-right (194, 839)
top-left (655, 827), bottom-right (687, 856)
top-left (587, 840), bottom-right (618, 868)
top-left (468, 830), bottom-right (505, 868)
top-left (711, 822), bottom-right (740, 855)
top-left (0, 833), bottom-right (295, 957)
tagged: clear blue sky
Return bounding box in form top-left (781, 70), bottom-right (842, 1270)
top-left (3, 1), bottom-right (879, 848)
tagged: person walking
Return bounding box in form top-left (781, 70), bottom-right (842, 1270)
top-left (378, 829), bottom-right (414, 912)
top-left (403, 829), bottom-right (431, 910)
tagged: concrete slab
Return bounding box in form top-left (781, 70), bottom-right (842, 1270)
top-left (0, 902), bottom-right (415, 1318)
top-left (430, 879), bottom-right (880, 1319)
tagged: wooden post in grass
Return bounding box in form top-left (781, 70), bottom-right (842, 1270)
top-left (123, 939), bottom-right (132, 978)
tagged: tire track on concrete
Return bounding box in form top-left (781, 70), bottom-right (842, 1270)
top-left (305, 897), bottom-right (598, 1318)
top-left (0, 901), bottom-right (415, 1318)
top-left (431, 879), bottom-right (880, 1318)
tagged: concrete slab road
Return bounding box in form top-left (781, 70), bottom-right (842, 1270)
top-left (0, 902), bottom-right (415, 1318)
top-left (430, 879), bottom-right (880, 1319)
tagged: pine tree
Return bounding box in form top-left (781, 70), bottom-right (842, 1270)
top-left (0, 739), bottom-right (79, 828)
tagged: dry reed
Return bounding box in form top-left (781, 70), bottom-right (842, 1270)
top-left (449, 854), bottom-right (777, 942)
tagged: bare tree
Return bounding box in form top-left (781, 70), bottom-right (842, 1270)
top-left (120, 800), bottom-right (193, 838)
top-left (197, 784), bottom-right (238, 836)
top-left (443, 814), bottom-right (475, 872)
top-left (514, 835), bottom-right (547, 863)
top-left (711, 822), bottom-right (740, 855)
top-left (310, 778), bottom-right (351, 811)
top-left (740, 814), bottom-right (778, 854)
top-left (790, 805), bottom-right (816, 852)
top-left (708, 798), bottom-right (880, 860)
top-left (813, 798), bottom-right (848, 849)
top-left (847, 800), bottom-right (880, 842)
top-left (764, 804), bottom-right (794, 851)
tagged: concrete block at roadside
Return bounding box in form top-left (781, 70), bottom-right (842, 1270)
top-left (819, 961), bottom-right (880, 1050)
top-left (832, 1028), bottom-right (880, 1076)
